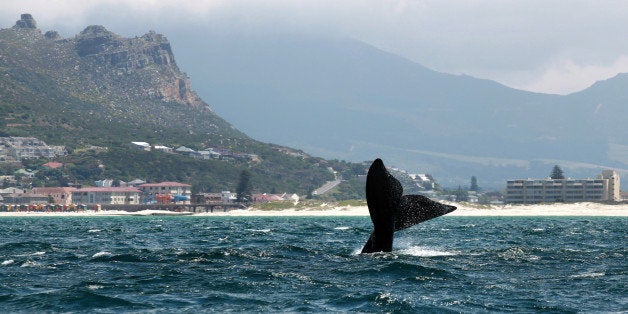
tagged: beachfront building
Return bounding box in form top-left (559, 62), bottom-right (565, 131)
top-left (3, 192), bottom-right (48, 204)
top-left (139, 182), bottom-right (192, 198)
top-left (505, 170), bottom-right (621, 204)
top-left (31, 187), bottom-right (77, 205)
top-left (72, 187), bottom-right (141, 205)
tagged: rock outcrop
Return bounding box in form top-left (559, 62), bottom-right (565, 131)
top-left (44, 30), bottom-right (60, 40)
top-left (73, 25), bottom-right (202, 107)
top-left (14, 14), bottom-right (37, 29)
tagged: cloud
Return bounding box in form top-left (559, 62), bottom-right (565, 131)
top-left (2, 0), bottom-right (628, 94)
top-left (518, 56), bottom-right (628, 95)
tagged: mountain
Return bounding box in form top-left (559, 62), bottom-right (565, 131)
top-left (0, 14), bottom-right (350, 195)
top-left (170, 31), bottom-right (628, 188)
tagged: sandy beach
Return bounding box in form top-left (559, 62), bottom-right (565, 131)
top-left (0, 202), bottom-right (625, 217)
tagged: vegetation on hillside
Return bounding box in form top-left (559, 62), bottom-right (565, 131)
top-left (0, 17), bottom-right (367, 199)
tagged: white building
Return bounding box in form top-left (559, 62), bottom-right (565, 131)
top-left (505, 170), bottom-right (621, 204)
top-left (72, 187), bottom-right (141, 205)
top-left (139, 182), bottom-right (192, 197)
top-left (131, 142), bottom-right (151, 151)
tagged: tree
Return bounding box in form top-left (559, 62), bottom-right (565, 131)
top-left (236, 170), bottom-right (253, 204)
top-left (550, 165), bottom-right (565, 179)
top-left (470, 176), bottom-right (479, 191)
top-left (455, 185), bottom-right (469, 202)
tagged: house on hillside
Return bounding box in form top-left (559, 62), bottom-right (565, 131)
top-left (0, 137), bottom-right (66, 161)
top-left (95, 179), bottom-right (113, 187)
top-left (14, 169), bottom-right (37, 178)
top-left (42, 162), bottom-right (63, 169)
top-left (130, 142), bottom-right (151, 151)
top-left (122, 179), bottom-right (146, 187)
top-left (175, 146), bottom-right (195, 154)
top-left (191, 149), bottom-right (221, 160)
top-left (154, 145), bottom-right (173, 152)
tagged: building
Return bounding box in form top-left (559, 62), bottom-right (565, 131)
top-left (0, 137), bottom-right (66, 161)
top-left (72, 187), bottom-right (141, 205)
top-left (505, 170), bottom-right (621, 204)
top-left (42, 162), bottom-right (63, 169)
top-left (95, 179), bottom-right (113, 187)
top-left (3, 192), bottom-right (48, 204)
top-left (154, 145), bottom-right (173, 152)
top-left (31, 187), bottom-right (77, 205)
top-left (130, 141), bottom-right (151, 151)
top-left (139, 182), bottom-right (192, 198)
top-left (252, 193), bottom-right (285, 203)
top-left (214, 191), bottom-right (237, 203)
top-left (121, 179), bottom-right (146, 187)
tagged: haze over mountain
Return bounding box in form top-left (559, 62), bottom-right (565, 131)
top-left (171, 31), bottom-right (628, 188)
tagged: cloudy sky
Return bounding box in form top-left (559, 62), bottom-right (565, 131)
top-left (1, 0), bottom-right (627, 94)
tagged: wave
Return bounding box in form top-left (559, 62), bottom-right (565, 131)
top-left (1, 259), bottom-right (14, 266)
top-left (245, 228), bottom-right (271, 233)
top-left (397, 246), bottom-right (456, 257)
top-left (91, 251), bottom-right (113, 258)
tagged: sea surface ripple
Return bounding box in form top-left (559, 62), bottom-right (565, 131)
top-left (0, 216), bottom-right (625, 312)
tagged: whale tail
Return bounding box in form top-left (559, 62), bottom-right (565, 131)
top-left (361, 159), bottom-right (456, 254)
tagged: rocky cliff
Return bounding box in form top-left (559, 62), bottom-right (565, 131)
top-left (0, 13), bottom-right (240, 147)
top-left (8, 13), bottom-right (205, 110)
top-left (73, 25), bottom-right (200, 106)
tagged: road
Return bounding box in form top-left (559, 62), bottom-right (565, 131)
top-left (312, 180), bottom-right (342, 195)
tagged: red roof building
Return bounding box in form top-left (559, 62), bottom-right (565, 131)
top-left (42, 162), bottom-right (63, 169)
top-left (31, 187), bottom-right (76, 205)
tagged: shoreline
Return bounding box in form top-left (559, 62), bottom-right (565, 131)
top-left (0, 202), bottom-right (625, 217)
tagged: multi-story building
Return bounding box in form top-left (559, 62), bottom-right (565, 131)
top-left (139, 182), bottom-right (192, 198)
top-left (72, 187), bottom-right (141, 205)
top-left (3, 192), bottom-right (48, 204)
top-left (31, 187), bottom-right (77, 205)
top-left (505, 170), bottom-right (621, 204)
top-left (0, 137), bottom-right (66, 161)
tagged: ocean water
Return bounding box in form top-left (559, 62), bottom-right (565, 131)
top-left (0, 216), bottom-right (625, 312)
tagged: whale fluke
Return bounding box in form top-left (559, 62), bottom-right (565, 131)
top-left (361, 159), bottom-right (456, 253)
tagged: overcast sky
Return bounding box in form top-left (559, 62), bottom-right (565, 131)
top-left (2, 0), bottom-right (627, 94)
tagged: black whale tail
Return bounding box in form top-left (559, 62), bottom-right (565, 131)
top-left (361, 159), bottom-right (456, 254)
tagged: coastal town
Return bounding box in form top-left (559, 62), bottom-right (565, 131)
top-left (0, 136), bottom-right (625, 213)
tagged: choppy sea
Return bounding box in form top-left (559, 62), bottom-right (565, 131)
top-left (0, 216), bottom-right (625, 312)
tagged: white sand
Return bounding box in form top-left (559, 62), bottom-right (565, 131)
top-left (0, 202), bottom-right (625, 217)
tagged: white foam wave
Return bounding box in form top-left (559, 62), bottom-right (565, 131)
top-left (334, 226), bottom-right (351, 230)
top-left (88, 229), bottom-right (101, 233)
top-left (92, 251), bottom-right (113, 258)
top-left (246, 228), bottom-right (271, 233)
top-left (20, 261), bottom-right (38, 267)
top-left (571, 272), bottom-right (605, 278)
top-left (87, 285), bottom-right (104, 290)
top-left (2, 259), bottom-right (15, 266)
top-left (398, 246), bottom-right (456, 257)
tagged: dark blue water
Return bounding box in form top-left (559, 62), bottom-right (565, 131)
top-left (0, 216), bottom-right (625, 312)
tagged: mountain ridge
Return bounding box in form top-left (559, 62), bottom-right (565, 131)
top-left (170, 30), bottom-right (628, 187)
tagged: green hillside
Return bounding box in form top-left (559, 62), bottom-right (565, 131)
top-left (0, 14), bottom-right (363, 197)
